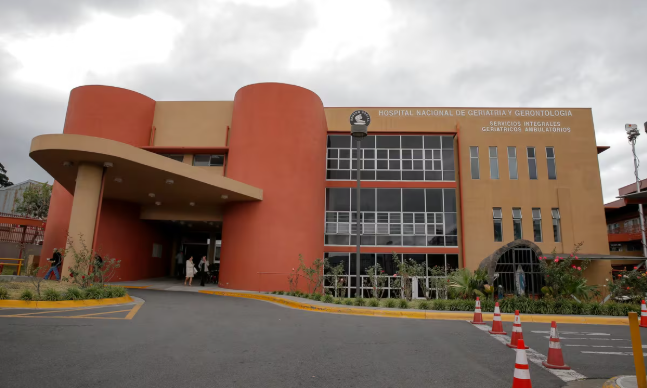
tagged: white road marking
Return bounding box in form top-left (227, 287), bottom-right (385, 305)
top-left (472, 322), bottom-right (586, 382)
top-left (531, 331), bottom-right (610, 336)
top-left (546, 337), bottom-right (627, 341)
top-left (581, 351), bottom-right (647, 356)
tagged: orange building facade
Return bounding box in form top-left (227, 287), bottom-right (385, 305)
top-left (30, 83), bottom-right (616, 294)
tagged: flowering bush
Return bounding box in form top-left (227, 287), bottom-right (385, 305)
top-left (606, 268), bottom-right (647, 302)
top-left (538, 244), bottom-right (598, 301)
top-left (364, 263), bottom-right (387, 299)
top-left (63, 234), bottom-right (120, 288)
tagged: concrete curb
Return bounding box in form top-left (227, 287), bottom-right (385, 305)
top-left (0, 296), bottom-right (134, 309)
top-left (603, 376), bottom-right (638, 387)
top-left (199, 290), bottom-right (631, 325)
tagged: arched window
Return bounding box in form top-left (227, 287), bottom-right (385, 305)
top-left (493, 246), bottom-right (544, 296)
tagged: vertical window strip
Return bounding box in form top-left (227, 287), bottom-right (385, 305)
top-left (527, 147), bottom-right (537, 180)
top-left (489, 146), bottom-right (499, 179)
top-left (546, 147), bottom-right (557, 180)
top-left (552, 208), bottom-right (561, 243)
top-left (512, 208), bottom-right (523, 240)
top-left (532, 208), bottom-right (542, 242)
top-left (470, 146), bottom-right (479, 179)
top-left (493, 207), bottom-right (503, 242)
top-left (508, 146), bottom-right (518, 179)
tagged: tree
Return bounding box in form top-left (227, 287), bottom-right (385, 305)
top-left (0, 162), bottom-right (13, 188)
top-left (15, 182), bottom-right (51, 220)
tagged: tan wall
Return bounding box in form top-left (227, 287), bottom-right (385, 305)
top-left (456, 108), bottom-right (609, 271)
top-left (152, 101), bottom-right (233, 147)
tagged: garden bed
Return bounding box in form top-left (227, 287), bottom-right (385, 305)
top-left (271, 291), bottom-right (640, 317)
top-left (0, 280), bottom-right (128, 301)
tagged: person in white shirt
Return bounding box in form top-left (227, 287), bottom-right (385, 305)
top-left (184, 256), bottom-right (196, 286)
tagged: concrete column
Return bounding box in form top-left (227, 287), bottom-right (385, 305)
top-left (62, 163), bottom-right (104, 276)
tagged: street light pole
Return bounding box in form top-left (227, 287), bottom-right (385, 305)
top-left (350, 110), bottom-right (370, 298)
top-left (626, 124), bottom-right (647, 262)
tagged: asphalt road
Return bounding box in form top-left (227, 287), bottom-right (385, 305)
top-left (0, 290), bottom-right (641, 388)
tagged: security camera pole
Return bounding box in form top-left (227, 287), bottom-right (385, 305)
top-left (626, 124), bottom-right (647, 262)
top-left (350, 110), bottom-right (370, 297)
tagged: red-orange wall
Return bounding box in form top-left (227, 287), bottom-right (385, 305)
top-left (95, 200), bottom-right (170, 281)
top-left (220, 83), bottom-right (327, 291)
top-left (40, 86), bottom-right (157, 274)
top-left (39, 182), bottom-right (73, 268)
top-left (63, 85), bottom-right (156, 146)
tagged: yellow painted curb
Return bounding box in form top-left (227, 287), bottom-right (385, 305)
top-left (199, 290), bottom-right (631, 325)
top-left (122, 286), bottom-right (150, 289)
top-left (0, 296), bottom-right (134, 309)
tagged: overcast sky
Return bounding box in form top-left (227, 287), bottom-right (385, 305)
top-left (1, 0), bottom-right (646, 202)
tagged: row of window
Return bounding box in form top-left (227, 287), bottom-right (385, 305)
top-left (161, 154), bottom-right (225, 167)
top-left (470, 146), bottom-right (556, 180)
top-left (492, 207), bottom-right (561, 243)
top-left (608, 218), bottom-right (644, 232)
top-left (325, 188), bottom-right (457, 247)
top-left (610, 243), bottom-right (643, 252)
top-left (327, 135), bottom-right (455, 181)
top-left (324, 252), bottom-right (459, 276)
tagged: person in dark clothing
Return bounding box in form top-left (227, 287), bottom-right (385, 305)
top-left (44, 248), bottom-right (62, 280)
top-left (199, 256), bottom-right (209, 286)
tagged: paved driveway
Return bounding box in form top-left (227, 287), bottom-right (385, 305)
top-left (0, 289), bottom-right (641, 388)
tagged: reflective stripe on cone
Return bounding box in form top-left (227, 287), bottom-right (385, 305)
top-left (471, 296), bottom-right (486, 325)
top-left (507, 310), bottom-right (529, 349)
top-left (512, 339), bottom-right (532, 388)
top-left (489, 302), bottom-right (507, 335)
top-left (542, 321), bottom-right (570, 370)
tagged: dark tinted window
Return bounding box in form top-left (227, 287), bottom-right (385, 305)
top-left (441, 136), bottom-right (454, 149)
top-left (328, 135), bottom-right (350, 148)
top-left (443, 189), bottom-right (456, 212)
top-left (402, 189), bottom-right (425, 212)
top-left (351, 188), bottom-right (376, 211)
top-left (376, 136), bottom-right (400, 148)
top-left (424, 136), bottom-right (441, 149)
top-left (326, 188), bottom-right (350, 211)
top-left (426, 189), bottom-right (443, 212)
top-left (377, 189), bottom-right (401, 211)
top-left (401, 136), bottom-right (423, 149)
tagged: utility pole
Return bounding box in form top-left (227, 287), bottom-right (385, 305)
top-left (625, 124), bottom-right (647, 263)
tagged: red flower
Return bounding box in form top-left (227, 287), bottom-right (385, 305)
top-left (82, 276), bottom-right (85, 279)
top-left (618, 274), bottom-right (622, 278)
top-left (577, 267), bottom-right (582, 271)
top-left (570, 254), bottom-right (573, 257)
top-left (393, 274), bottom-right (397, 277)
top-left (554, 259), bottom-right (559, 263)
top-left (627, 287), bottom-right (631, 290)
top-left (574, 256), bottom-right (578, 260)
top-left (635, 267), bottom-right (639, 270)
top-left (70, 273), bottom-right (73, 277)
top-left (572, 265), bottom-right (576, 269)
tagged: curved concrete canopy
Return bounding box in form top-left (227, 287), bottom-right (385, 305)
top-left (29, 134), bottom-right (263, 208)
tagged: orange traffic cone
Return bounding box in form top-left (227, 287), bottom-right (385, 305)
top-left (542, 321), bottom-right (570, 370)
top-left (488, 302), bottom-right (507, 335)
top-left (507, 310), bottom-right (529, 349)
top-left (512, 339), bottom-right (532, 388)
top-left (640, 300), bottom-right (647, 328)
top-left (470, 297), bottom-right (486, 325)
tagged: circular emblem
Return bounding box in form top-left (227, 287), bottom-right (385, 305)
top-left (350, 110), bottom-right (371, 126)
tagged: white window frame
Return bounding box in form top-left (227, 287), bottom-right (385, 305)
top-left (470, 146), bottom-right (480, 179)
top-left (546, 147), bottom-right (557, 180)
top-left (489, 146), bottom-right (499, 180)
top-left (532, 208), bottom-right (542, 242)
top-left (527, 147), bottom-right (537, 180)
top-left (508, 146), bottom-right (518, 179)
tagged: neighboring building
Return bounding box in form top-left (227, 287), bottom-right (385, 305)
top-left (604, 179), bottom-right (646, 271)
top-left (0, 180), bottom-right (47, 215)
top-left (29, 84), bottom-right (616, 294)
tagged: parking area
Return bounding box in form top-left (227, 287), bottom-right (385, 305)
top-left (0, 301), bottom-right (142, 320)
top-left (0, 289), bottom-right (643, 388)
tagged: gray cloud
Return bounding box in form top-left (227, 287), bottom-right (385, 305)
top-left (1, 0), bottom-right (646, 203)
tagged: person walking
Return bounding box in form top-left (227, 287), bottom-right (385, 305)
top-left (199, 256), bottom-right (209, 287)
top-left (43, 248), bottom-right (62, 281)
top-left (184, 256), bottom-right (196, 286)
top-left (175, 250), bottom-right (185, 279)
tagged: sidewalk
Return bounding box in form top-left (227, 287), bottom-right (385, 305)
top-left (603, 376), bottom-right (639, 388)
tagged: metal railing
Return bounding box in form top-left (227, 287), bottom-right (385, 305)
top-left (323, 274), bottom-right (448, 299)
top-left (0, 258), bottom-right (24, 276)
top-left (609, 224), bottom-right (643, 235)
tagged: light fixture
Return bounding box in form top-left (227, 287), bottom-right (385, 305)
top-left (148, 193), bottom-right (155, 198)
top-left (103, 162), bottom-right (113, 168)
top-left (155, 201), bottom-right (161, 206)
top-left (189, 202), bottom-right (195, 206)
top-left (179, 221), bottom-right (185, 225)
top-left (114, 177), bottom-right (123, 183)
top-left (221, 195), bottom-right (228, 200)
top-left (188, 223), bottom-right (193, 227)
top-left (165, 179), bottom-right (174, 185)
top-left (208, 222), bottom-right (213, 226)
top-left (63, 161), bottom-right (72, 167)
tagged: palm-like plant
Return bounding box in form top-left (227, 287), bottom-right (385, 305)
top-left (448, 268), bottom-right (486, 299)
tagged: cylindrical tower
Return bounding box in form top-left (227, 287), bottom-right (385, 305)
top-left (220, 83), bottom-right (327, 291)
top-left (40, 86), bottom-right (155, 267)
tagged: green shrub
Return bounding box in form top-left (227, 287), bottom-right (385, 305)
top-left (42, 288), bottom-right (62, 301)
top-left (0, 287), bottom-right (8, 300)
top-left (398, 299), bottom-right (409, 309)
top-left (354, 298), bottom-right (366, 307)
top-left (480, 299), bottom-right (495, 312)
top-left (102, 286), bottom-right (127, 298)
top-left (20, 289), bottom-right (35, 301)
top-left (322, 294), bottom-right (334, 303)
top-left (367, 298), bottom-right (380, 307)
top-left (277, 291), bottom-right (284, 295)
top-left (310, 293), bottom-right (322, 301)
top-left (433, 299), bottom-right (448, 311)
top-left (417, 300), bottom-right (431, 310)
top-left (84, 286), bottom-right (106, 300)
top-left (343, 298), bottom-right (353, 306)
top-left (384, 299), bottom-right (397, 308)
top-left (64, 287), bottom-right (84, 300)
top-left (333, 298), bottom-right (343, 304)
